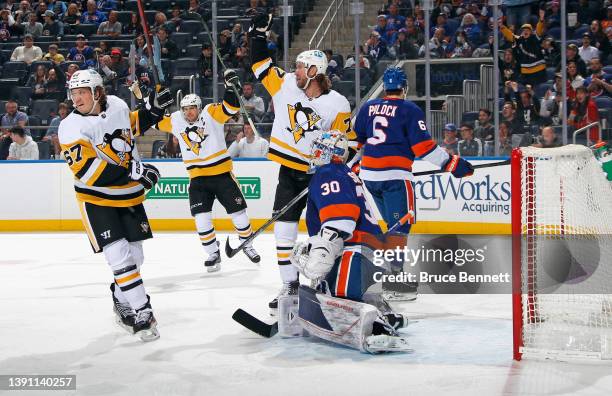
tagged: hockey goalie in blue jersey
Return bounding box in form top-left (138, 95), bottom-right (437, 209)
top-left (288, 131), bottom-right (410, 353)
top-left (352, 67), bottom-right (474, 300)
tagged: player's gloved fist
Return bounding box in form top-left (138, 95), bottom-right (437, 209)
top-left (129, 160), bottom-right (160, 190)
top-left (444, 154), bottom-right (474, 178)
top-left (248, 13), bottom-right (272, 39)
top-left (223, 69), bottom-right (242, 93)
top-left (149, 85), bottom-right (174, 118)
top-left (350, 162), bottom-right (361, 176)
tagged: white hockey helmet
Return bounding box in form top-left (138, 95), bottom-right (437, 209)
top-left (309, 130), bottom-right (349, 171)
top-left (180, 94), bottom-right (202, 122)
top-left (68, 69), bottom-right (104, 114)
top-left (296, 49), bottom-right (328, 89)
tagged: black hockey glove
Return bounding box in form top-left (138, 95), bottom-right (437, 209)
top-left (248, 13), bottom-right (272, 40)
top-left (223, 69), bottom-right (242, 94)
top-left (130, 82), bottom-right (174, 119)
top-left (129, 160), bottom-right (160, 190)
top-left (444, 154), bottom-right (474, 178)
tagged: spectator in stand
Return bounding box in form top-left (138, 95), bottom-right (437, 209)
top-left (569, 86), bottom-right (600, 142)
top-left (381, 0), bottom-right (411, 16)
top-left (500, 10), bottom-right (547, 87)
top-left (153, 11), bottom-right (172, 32)
top-left (14, 0), bottom-right (32, 25)
top-left (393, 28), bottom-right (418, 59)
top-left (188, 0), bottom-right (207, 19)
top-left (447, 30), bottom-right (472, 58)
top-left (344, 45), bottom-right (370, 69)
top-left (375, 15), bottom-right (394, 46)
top-left (155, 134), bottom-right (182, 159)
top-left (27, 64), bottom-right (48, 99)
top-left (228, 123), bottom-right (269, 158)
top-left (230, 21), bottom-right (245, 47)
top-left (34, 1), bottom-right (48, 21)
top-left (45, 63), bottom-right (66, 100)
top-left (576, 0), bottom-right (597, 26)
top-left (511, 85), bottom-right (541, 133)
top-left (97, 10), bottom-right (121, 37)
top-left (503, 0), bottom-right (537, 29)
top-left (457, 123), bottom-right (483, 157)
top-left (0, 128), bottom-right (12, 160)
top-left (546, 0), bottom-right (561, 29)
top-left (404, 15), bottom-right (423, 46)
top-left (0, 9), bottom-right (17, 42)
top-left (108, 48), bottom-right (128, 79)
top-left (563, 43), bottom-right (588, 77)
top-left (123, 11), bottom-right (142, 35)
top-left (42, 10), bottom-right (63, 36)
top-left (62, 2), bottom-right (80, 30)
top-left (567, 60), bottom-right (585, 101)
top-left (241, 83), bottom-right (265, 122)
top-left (431, 12), bottom-right (450, 38)
top-left (244, 0), bottom-right (264, 17)
top-left (157, 26), bottom-right (178, 60)
top-left (233, 33), bottom-right (250, 70)
top-left (218, 29), bottom-right (234, 63)
top-left (541, 36), bottom-right (559, 67)
top-left (324, 49), bottom-right (341, 81)
top-left (198, 42), bottom-right (213, 80)
top-left (459, 12), bottom-right (481, 46)
top-left (585, 58), bottom-right (612, 98)
top-left (10, 34), bottom-right (43, 64)
top-left (133, 34), bottom-right (146, 58)
top-left (365, 30), bottom-right (387, 61)
top-left (42, 101), bottom-right (69, 156)
top-left (604, 6), bottom-right (612, 31)
top-left (43, 43), bottom-right (64, 63)
top-left (6, 126), bottom-right (38, 160)
top-left (385, 3), bottom-right (405, 34)
top-left (539, 73), bottom-right (565, 125)
top-left (498, 121), bottom-right (513, 156)
top-left (579, 33), bottom-right (600, 64)
top-left (589, 20), bottom-right (611, 60)
top-left (419, 27), bottom-right (447, 58)
top-left (474, 108), bottom-right (494, 142)
top-left (65, 62), bottom-right (79, 81)
top-left (22, 13), bottom-right (43, 37)
top-left (81, 0), bottom-right (106, 27)
top-left (67, 34), bottom-right (94, 67)
top-left (532, 126), bottom-right (561, 148)
top-left (1, 100), bottom-right (28, 136)
top-left (440, 123), bottom-right (459, 155)
top-left (168, 6), bottom-right (183, 32)
top-left (501, 100), bottom-right (523, 133)
top-left (48, 0), bottom-right (67, 17)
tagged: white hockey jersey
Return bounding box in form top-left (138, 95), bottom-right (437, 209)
top-left (252, 58), bottom-right (355, 172)
top-left (59, 95), bottom-right (153, 208)
top-left (156, 100), bottom-right (239, 179)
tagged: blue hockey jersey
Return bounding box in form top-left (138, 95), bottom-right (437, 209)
top-left (306, 162), bottom-right (382, 250)
top-left (353, 97), bottom-right (449, 181)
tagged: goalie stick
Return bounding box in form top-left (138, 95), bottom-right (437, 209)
top-left (231, 213), bottom-right (414, 338)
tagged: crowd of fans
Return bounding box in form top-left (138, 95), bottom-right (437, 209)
top-left (0, 0), bottom-right (610, 161)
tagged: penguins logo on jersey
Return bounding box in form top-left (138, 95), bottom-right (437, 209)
top-left (180, 125), bottom-right (208, 155)
top-left (96, 128), bottom-right (133, 168)
top-left (286, 103), bottom-right (321, 143)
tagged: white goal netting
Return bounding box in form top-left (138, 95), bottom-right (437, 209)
top-left (514, 145), bottom-right (612, 360)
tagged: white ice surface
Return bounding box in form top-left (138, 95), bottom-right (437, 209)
top-left (1, 233), bottom-right (611, 396)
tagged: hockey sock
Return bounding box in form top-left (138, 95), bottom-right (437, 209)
top-left (275, 221), bottom-right (299, 282)
top-left (230, 209), bottom-right (254, 247)
top-left (113, 281), bottom-right (129, 303)
top-left (104, 239), bottom-right (148, 311)
top-left (195, 212), bottom-right (218, 255)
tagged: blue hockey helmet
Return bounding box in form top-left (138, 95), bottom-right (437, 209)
top-left (382, 67), bottom-right (407, 91)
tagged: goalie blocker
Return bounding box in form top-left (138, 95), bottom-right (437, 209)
top-left (277, 286), bottom-right (410, 353)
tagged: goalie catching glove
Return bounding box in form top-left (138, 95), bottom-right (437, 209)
top-left (129, 160), bottom-right (160, 190)
top-left (443, 154), bottom-right (474, 178)
top-left (290, 227), bottom-right (345, 280)
top-left (130, 81), bottom-right (174, 119)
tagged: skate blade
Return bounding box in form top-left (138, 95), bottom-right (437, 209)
top-left (136, 323), bottom-right (160, 342)
top-left (115, 316), bottom-right (134, 334)
top-left (383, 291), bottom-right (418, 302)
top-left (365, 335), bottom-right (412, 354)
top-left (206, 263), bottom-right (221, 273)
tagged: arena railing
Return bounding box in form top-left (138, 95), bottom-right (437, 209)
top-left (308, 0), bottom-right (350, 50)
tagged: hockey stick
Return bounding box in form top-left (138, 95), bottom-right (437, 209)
top-left (231, 213), bottom-right (414, 338)
top-left (225, 187), bottom-right (309, 258)
top-left (201, 17), bottom-right (262, 137)
top-left (135, 0), bottom-right (160, 87)
top-left (412, 159), bottom-right (510, 177)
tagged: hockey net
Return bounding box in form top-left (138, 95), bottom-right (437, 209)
top-left (512, 145), bottom-right (612, 361)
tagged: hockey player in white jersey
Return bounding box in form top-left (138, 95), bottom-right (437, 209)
top-left (155, 71), bottom-right (260, 271)
top-left (248, 13), bottom-right (357, 314)
top-left (58, 69), bottom-right (173, 341)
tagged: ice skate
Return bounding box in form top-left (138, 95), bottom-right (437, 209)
top-left (243, 245), bottom-right (261, 264)
top-left (110, 283), bottom-right (136, 331)
top-left (268, 280), bottom-right (300, 316)
top-left (382, 276), bottom-right (418, 302)
top-left (204, 250), bottom-right (221, 272)
top-left (132, 300), bottom-right (159, 342)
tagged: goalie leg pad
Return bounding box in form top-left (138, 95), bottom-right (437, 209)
top-left (297, 285), bottom-right (379, 353)
top-left (278, 295), bottom-right (303, 337)
top-left (325, 251), bottom-right (381, 301)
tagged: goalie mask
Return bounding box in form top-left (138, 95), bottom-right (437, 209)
top-left (180, 94), bottom-right (202, 123)
top-left (309, 130), bottom-right (349, 171)
top-left (295, 49), bottom-right (328, 90)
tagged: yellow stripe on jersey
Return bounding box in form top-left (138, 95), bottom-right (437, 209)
top-left (78, 201), bottom-right (100, 252)
top-left (255, 61), bottom-right (285, 97)
top-left (75, 192), bottom-right (145, 207)
top-left (183, 149), bottom-right (229, 164)
top-left (207, 103), bottom-right (232, 124)
top-left (252, 58), bottom-right (272, 79)
top-left (267, 152), bottom-right (309, 172)
top-left (186, 159), bottom-right (233, 178)
top-left (269, 137), bottom-right (310, 159)
top-left (156, 115), bottom-right (173, 134)
top-left (224, 100), bottom-right (239, 113)
top-left (60, 139), bottom-right (98, 176)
